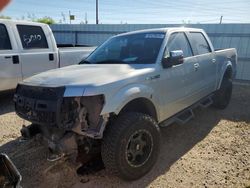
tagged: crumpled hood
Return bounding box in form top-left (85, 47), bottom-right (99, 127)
top-left (22, 64), bottom-right (154, 87)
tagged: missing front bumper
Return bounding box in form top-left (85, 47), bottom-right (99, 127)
top-left (14, 84), bottom-right (108, 138)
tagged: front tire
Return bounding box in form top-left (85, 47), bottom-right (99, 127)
top-left (101, 112), bottom-right (160, 180)
top-left (212, 75), bottom-right (233, 109)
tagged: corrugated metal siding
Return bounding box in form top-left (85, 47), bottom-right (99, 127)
top-left (50, 24), bottom-right (250, 80)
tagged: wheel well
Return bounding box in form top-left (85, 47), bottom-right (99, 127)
top-left (119, 98), bottom-right (158, 122)
top-left (224, 66), bottom-right (232, 79)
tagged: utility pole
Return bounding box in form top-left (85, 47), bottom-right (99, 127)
top-left (220, 15), bottom-right (223, 24)
top-left (69, 10), bottom-right (71, 24)
top-left (85, 12), bottom-right (88, 24)
top-left (96, 0), bottom-right (99, 24)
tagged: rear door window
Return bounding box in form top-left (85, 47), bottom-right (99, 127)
top-left (189, 32), bottom-right (211, 55)
top-left (0, 24), bottom-right (12, 50)
top-left (165, 32), bottom-right (193, 58)
top-left (17, 25), bottom-right (49, 49)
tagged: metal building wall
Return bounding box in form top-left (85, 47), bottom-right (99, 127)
top-left (50, 24), bottom-right (250, 80)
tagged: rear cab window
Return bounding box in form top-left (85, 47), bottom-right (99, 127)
top-left (17, 25), bottom-right (49, 49)
top-left (164, 32), bottom-right (193, 58)
top-left (0, 24), bottom-right (12, 50)
top-left (189, 32), bottom-right (211, 55)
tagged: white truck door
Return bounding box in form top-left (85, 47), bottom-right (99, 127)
top-left (188, 32), bottom-right (217, 97)
top-left (159, 32), bottom-right (199, 118)
top-left (15, 24), bottom-right (57, 79)
top-left (0, 23), bottom-right (22, 91)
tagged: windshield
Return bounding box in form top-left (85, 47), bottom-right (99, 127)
top-left (83, 33), bottom-right (165, 64)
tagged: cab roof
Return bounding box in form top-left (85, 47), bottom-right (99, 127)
top-left (0, 19), bottom-right (47, 27)
top-left (117, 27), bottom-right (204, 37)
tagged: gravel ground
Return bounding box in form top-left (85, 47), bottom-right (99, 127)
top-left (0, 84), bottom-right (249, 188)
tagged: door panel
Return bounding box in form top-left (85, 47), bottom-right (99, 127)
top-left (0, 54), bottom-right (22, 91)
top-left (0, 24), bottom-right (22, 91)
top-left (195, 53), bottom-right (216, 97)
top-left (19, 52), bottom-right (57, 79)
top-left (187, 32), bottom-right (217, 98)
top-left (159, 56), bottom-right (199, 120)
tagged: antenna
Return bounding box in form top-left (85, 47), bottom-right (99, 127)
top-left (69, 10), bottom-right (71, 24)
top-left (85, 12), bottom-right (88, 24)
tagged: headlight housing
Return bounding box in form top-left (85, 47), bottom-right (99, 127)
top-left (59, 95), bottom-right (105, 131)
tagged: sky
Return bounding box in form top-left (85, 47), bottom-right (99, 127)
top-left (1, 0), bottom-right (250, 24)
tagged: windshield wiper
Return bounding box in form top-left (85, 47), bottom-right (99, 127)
top-left (94, 59), bottom-right (126, 64)
top-left (79, 60), bottom-right (92, 64)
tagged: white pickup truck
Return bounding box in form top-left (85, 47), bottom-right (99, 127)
top-left (14, 27), bottom-right (237, 181)
top-left (0, 19), bottom-right (95, 92)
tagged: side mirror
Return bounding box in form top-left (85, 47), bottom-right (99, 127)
top-left (162, 50), bottom-right (184, 68)
top-left (0, 153), bottom-right (22, 188)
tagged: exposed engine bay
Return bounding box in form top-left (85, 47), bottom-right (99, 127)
top-left (14, 84), bottom-right (108, 163)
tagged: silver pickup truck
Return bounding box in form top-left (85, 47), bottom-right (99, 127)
top-left (14, 27), bottom-right (237, 180)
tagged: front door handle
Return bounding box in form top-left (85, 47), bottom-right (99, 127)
top-left (12, 55), bottom-right (19, 64)
top-left (146, 74), bottom-right (161, 81)
top-left (49, 53), bottom-right (54, 61)
top-left (212, 58), bottom-right (216, 63)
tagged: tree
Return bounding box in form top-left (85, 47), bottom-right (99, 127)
top-left (0, 15), bottom-right (11, 19)
top-left (36, 17), bottom-right (55, 25)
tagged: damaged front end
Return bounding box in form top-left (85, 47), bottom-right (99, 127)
top-left (14, 84), bottom-right (108, 163)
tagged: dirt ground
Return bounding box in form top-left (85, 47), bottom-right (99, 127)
top-left (0, 84), bottom-right (249, 188)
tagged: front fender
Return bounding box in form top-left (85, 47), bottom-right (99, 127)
top-left (217, 61), bottom-right (232, 90)
top-left (102, 84), bottom-right (157, 115)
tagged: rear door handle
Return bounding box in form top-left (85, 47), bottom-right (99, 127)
top-left (194, 63), bottom-right (200, 71)
top-left (12, 55), bottom-right (19, 64)
top-left (212, 59), bottom-right (216, 63)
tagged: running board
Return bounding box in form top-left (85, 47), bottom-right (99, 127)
top-left (174, 109), bottom-right (194, 125)
top-left (199, 96), bottom-right (213, 108)
top-left (160, 94), bottom-right (214, 127)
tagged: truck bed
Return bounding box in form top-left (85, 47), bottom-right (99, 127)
top-left (214, 48), bottom-right (237, 79)
top-left (59, 47), bottom-right (96, 67)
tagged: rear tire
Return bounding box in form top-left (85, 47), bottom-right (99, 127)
top-left (101, 112), bottom-right (160, 180)
top-left (212, 75), bottom-right (232, 109)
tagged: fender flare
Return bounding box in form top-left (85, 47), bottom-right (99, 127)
top-left (102, 84), bottom-right (158, 116)
top-left (217, 61), bottom-right (233, 90)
